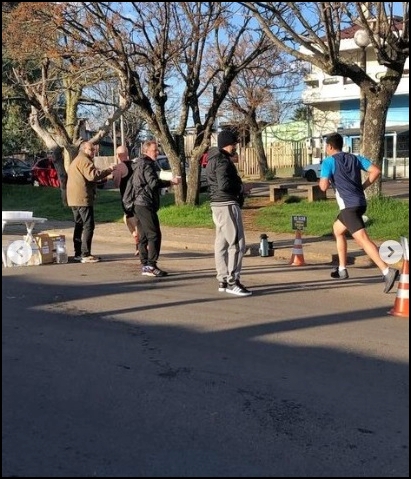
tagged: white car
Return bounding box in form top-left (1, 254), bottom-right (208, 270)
top-left (302, 162), bottom-right (322, 182)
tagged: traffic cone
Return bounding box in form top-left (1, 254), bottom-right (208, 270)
top-left (388, 259), bottom-right (409, 318)
top-left (290, 230), bottom-right (306, 266)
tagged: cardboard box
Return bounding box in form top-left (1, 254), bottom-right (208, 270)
top-left (24, 233), bottom-right (54, 265)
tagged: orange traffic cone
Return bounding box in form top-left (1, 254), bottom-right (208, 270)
top-left (388, 259), bottom-right (409, 318)
top-left (290, 230), bottom-right (306, 266)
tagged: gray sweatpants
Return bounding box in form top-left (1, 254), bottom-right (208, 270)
top-left (211, 203), bottom-right (246, 283)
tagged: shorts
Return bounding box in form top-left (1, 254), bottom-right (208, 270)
top-left (337, 206), bottom-right (367, 234)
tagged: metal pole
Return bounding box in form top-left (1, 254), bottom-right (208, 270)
top-left (393, 131), bottom-right (397, 180)
top-left (359, 46), bottom-right (367, 145)
top-left (120, 114), bottom-right (125, 147)
top-left (354, 29), bottom-right (370, 155)
top-left (307, 106), bottom-right (313, 164)
top-left (112, 87), bottom-right (117, 155)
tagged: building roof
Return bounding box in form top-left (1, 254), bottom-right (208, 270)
top-left (336, 124), bottom-right (409, 136)
top-left (339, 17), bottom-right (404, 40)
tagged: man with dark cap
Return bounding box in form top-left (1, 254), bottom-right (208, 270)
top-left (205, 130), bottom-right (253, 296)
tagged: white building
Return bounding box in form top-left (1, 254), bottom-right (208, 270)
top-left (301, 23), bottom-right (409, 177)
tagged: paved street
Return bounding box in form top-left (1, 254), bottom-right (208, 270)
top-left (2, 233), bottom-right (409, 477)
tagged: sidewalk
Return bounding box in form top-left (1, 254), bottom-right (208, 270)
top-left (39, 220), bottom-right (374, 267)
top-left (3, 179), bottom-right (406, 268)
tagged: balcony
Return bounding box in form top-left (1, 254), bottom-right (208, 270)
top-left (303, 68), bottom-right (409, 106)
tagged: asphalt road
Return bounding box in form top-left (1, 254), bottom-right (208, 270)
top-left (2, 237), bottom-right (409, 477)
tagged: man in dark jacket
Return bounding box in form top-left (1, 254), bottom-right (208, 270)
top-left (206, 130), bottom-right (252, 296)
top-left (125, 140), bottom-right (180, 277)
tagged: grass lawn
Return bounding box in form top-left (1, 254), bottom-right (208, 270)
top-left (2, 184), bottom-right (408, 241)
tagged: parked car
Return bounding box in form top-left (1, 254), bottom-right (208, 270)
top-left (32, 157), bottom-right (60, 187)
top-left (302, 162), bottom-right (322, 182)
top-left (2, 158), bottom-right (33, 184)
top-left (155, 155), bottom-right (172, 173)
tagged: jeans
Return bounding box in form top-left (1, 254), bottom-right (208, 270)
top-left (72, 206), bottom-right (95, 257)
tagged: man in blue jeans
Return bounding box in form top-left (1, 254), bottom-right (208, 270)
top-left (319, 132), bottom-right (399, 293)
top-left (67, 141), bottom-right (114, 263)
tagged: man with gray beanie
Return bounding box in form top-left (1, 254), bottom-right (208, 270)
top-left (205, 130), bottom-right (253, 296)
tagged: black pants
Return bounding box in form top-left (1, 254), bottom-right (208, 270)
top-left (72, 206), bottom-right (95, 257)
top-left (134, 205), bottom-right (161, 267)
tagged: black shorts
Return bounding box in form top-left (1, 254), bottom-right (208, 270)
top-left (337, 206), bottom-right (367, 234)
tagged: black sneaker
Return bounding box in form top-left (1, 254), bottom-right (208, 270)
top-left (218, 281), bottom-right (228, 292)
top-left (383, 268), bottom-right (400, 294)
top-left (142, 266), bottom-right (168, 277)
top-left (330, 267), bottom-right (349, 279)
top-left (226, 280), bottom-right (252, 297)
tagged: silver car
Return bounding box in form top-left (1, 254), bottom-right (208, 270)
top-left (302, 162), bottom-right (322, 182)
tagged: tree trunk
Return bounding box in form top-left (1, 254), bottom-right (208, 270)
top-left (362, 88), bottom-right (391, 198)
top-left (250, 125), bottom-right (268, 179)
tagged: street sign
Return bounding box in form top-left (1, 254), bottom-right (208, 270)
top-left (292, 215), bottom-right (307, 231)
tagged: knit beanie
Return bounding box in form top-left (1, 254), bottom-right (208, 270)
top-left (218, 130), bottom-right (238, 149)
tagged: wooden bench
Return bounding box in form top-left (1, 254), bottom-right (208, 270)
top-left (269, 183), bottom-right (327, 202)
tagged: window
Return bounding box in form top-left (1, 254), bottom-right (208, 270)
top-left (323, 77), bottom-right (339, 85)
top-left (304, 79), bottom-right (319, 88)
top-left (352, 137), bottom-right (361, 154)
top-left (304, 74), bottom-right (319, 88)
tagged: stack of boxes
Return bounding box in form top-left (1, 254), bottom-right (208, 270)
top-left (8, 233), bottom-right (67, 267)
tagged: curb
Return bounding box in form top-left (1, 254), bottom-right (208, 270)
top-left (40, 223), bottom-right (374, 267)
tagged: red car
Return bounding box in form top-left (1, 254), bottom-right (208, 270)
top-left (32, 158), bottom-right (60, 187)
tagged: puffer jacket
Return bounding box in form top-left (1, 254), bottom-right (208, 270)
top-left (205, 147), bottom-right (243, 204)
top-left (124, 156), bottom-right (171, 212)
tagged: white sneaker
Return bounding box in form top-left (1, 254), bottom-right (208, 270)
top-left (80, 255), bottom-right (101, 263)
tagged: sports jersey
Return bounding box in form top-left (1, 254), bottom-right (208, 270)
top-left (320, 152), bottom-right (372, 210)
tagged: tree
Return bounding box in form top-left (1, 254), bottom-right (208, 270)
top-left (2, 2), bottom-right (132, 201)
top-left (1, 75), bottom-right (44, 158)
top-left (221, 41), bottom-right (304, 178)
top-left (2, 3), bottom-right (43, 158)
top-left (239, 2), bottom-right (409, 196)
top-left (55, 2), bottom-right (273, 205)
top-left (291, 106), bottom-right (310, 122)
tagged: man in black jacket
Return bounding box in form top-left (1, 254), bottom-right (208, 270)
top-left (125, 141), bottom-right (180, 277)
top-left (206, 130), bottom-right (252, 296)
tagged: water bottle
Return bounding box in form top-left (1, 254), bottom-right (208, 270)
top-left (30, 239), bottom-right (42, 266)
top-left (260, 233), bottom-right (269, 257)
top-left (56, 238), bottom-right (68, 264)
